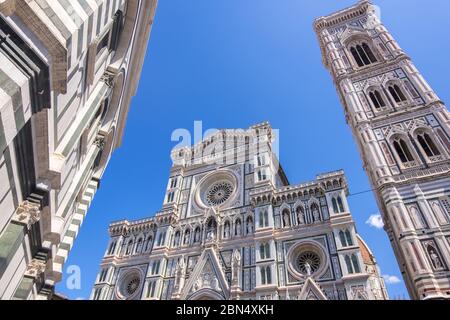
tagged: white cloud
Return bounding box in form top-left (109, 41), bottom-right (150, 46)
top-left (382, 274), bottom-right (401, 285)
top-left (366, 213), bottom-right (384, 229)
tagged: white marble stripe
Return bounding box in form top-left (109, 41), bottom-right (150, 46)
top-left (46, 0), bottom-right (78, 69)
top-left (69, 0), bottom-right (90, 57)
top-left (27, 1), bottom-right (67, 46)
top-left (0, 52), bottom-right (31, 121)
top-left (0, 90), bottom-right (17, 149)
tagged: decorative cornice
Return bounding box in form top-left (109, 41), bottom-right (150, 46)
top-left (313, 0), bottom-right (371, 32)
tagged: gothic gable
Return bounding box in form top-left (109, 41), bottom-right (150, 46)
top-left (298, 278), bottom-right (328, 300)
top-left (181, 248), bottom-right (230, 300)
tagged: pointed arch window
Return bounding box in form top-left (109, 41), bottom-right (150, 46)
top-left (351, 254), bottom-right (361, 273)
top-left (350, 42), bottom-right (377, 67)
top-left (362, 43), bottom-right (377, 63)
top-left (345, 230), bottom-right (353, 246)
top-left (393, 138), bottom-right (414, 163)
top-left (416, 132), bottom-right (441, 158)
top-left (145, 235), bottom-right (153, 251)
top-left (332, 198), bottom-right (339, 214)
top-left (337, 196), bottom-right (345, 212)
top-left (369, 90), bottom-right (386, 109)
top-left (345, 255), bottom-right (354, 274)
top-left (259, 209), bottom-right (269, 228)
top-left (339, 230), bottom-right (347, 247)
top-left (135, 238), bottom-right (143, 253)
top-left (126, 240), bottom-right (133, 255)
top-left (388, 84), bottom-right (407, 103)
top-left (260, 242), bottom-right (271, 260)
top-left (260, 266), bottom-right (272, 285)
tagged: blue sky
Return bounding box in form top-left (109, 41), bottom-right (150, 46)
top-left (56, 0), bottom-right (450, 299)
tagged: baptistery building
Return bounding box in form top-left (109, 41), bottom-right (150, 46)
top-left (92, 123), bottom-right (388, 300)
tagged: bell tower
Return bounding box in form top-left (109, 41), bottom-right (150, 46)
top-left (314, 0), bottom-right (450, 299)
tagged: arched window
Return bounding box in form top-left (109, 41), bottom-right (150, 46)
top-left (388, 84), bottom-right (407, 103)
top-left (351, 254), bottom-right (361, 273)
top-left (259, 209), bottom-right (269, 228)
top-left (369, 90), bottom-right (386, 109)
top-left (350, 47), bottom-right (364, 67)
top-left (345, 255), bottom-right (354, 274)
top-left (362, 43), bottom-right (377, 63)
top-left (260, 266), bottom-right (272, 285)
top-left (350, 42), bottom-right (377, 67)
top-left (108, 241), bottom-right (116, 255)
top-left (339, 230), bottom-right (347, 247)
top-left (332, 198), bottom-right (339, 214)
top-left (126, 240), bottom-right (133, 255)
top-left (417, 133), bottom-right (441, 158)
top-left (260, 243), bottom-right (266, 259)
top-left (337, 196), bottom-right (345, 212)
top-left (393, 138), bottom-right (414, 163)
top-left (345, 230), bottom-right (353, 246)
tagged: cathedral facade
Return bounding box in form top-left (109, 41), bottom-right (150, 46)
top-left (0, 0), bottom-right (157, 299)
top-left (315, 1), bottom-right (450, 299)
top-left (92, 123), bottom-right (388, 300)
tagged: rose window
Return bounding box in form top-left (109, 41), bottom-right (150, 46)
top-left (126, 277), bottom-right (140, 295)
top-left (296, 251), bottom-right (321, 275)
top-left (206, 181), bottom-right (234, 206)
top-left (117, 271), bottom-right (142, 299)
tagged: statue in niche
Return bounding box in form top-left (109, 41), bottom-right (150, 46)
top-left (231, 249), bottom-right (241, 286)
top-left (183, 230), bottom-right (190, 245)
top-left (246, 217), bottom-right (253, 234)
top-left (297, 208), bottom-right (304, 225)
top-left (194, 228), bottom-right (201, 243)
top-left (312, 204), bottom-right (320, 222)
top-left (224, 222), bottom-right (230, 239)
top-left (283, 211), bottom-right (290, 227)
top-left (427, 245), bottom-right (443, 270)
top-left (235, 220), bottom-right (241, 236)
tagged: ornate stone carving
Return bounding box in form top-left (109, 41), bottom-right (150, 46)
top-left (24, 258), bottom-right (46, 279)
top-left (12, 201), bottom-right (41, 228)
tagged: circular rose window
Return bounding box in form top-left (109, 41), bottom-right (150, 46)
top-left (286, 241), bottom-right (328, 280)
top-left (125, 276), bottom-right (140, 295)
top-left (206, 181), bottom-right (234, 206)
top-left (296, 251), bottom-right (321, 275)
top-left (195, 170), bottom-right (238, 209)
top-left (117, 270), bottom-right (142, 300)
